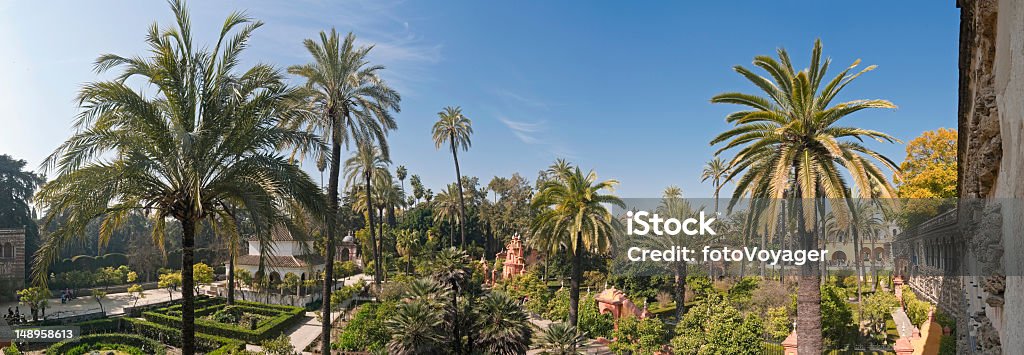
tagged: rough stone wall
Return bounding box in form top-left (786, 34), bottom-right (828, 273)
top-left (958, 0), bottom-right (1024, 352)
top-left (0, 229), bottom-right (26, 301)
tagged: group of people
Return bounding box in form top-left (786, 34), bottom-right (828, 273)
top-left (4, 306), bottom-right (25, 324)
top-left (60, 288), bottom-right (76, 304)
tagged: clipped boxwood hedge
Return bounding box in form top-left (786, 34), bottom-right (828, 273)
top-left (142, 299), bottom-right (305, 343)
top-left (46, 333), bottom-right (166, 355)
top-left (124, 318), bottom-right (244, 354)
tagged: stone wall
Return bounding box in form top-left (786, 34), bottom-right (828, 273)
top-left (957, 0), bottom-right (1024, 353)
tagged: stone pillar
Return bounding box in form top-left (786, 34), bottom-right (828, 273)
top-left (894, 337), bottom-right (914, 355)
top-left (781, 330), bottom-right (798, 355)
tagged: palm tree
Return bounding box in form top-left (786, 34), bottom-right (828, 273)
top-left (397, 165), bottom-right (408, 196)
top-left (710, 39), bottom-right (899, 353)
top-left (530, 161), bottom-right (623, 326)
top-left (433, 183), bottom-right (465, 247)
top-left (395, 229), bottom-right (420, 273)
top-left (345, 141), bottom-right (391, 289)
top-left (429, 247), bottom-right (473, 354)
top-left (701, 157), bottom-right (730, 214)
top-left (387, 301), bottom-right (446, 354)
top-left (288, 29), bottom-right (400, 354)
top-left (33, 3), bottom-right (324, 353)
top-left (432, 106), bottom-right (473, 248)
top-left (473, 291), bottom-right (532, 355)
top-left (534, 322), bottom-right (588, 355)
top-left (655, 186), bottom-right (692, 320)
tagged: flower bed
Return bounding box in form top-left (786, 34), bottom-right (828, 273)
top-left (45, 333), bottom-right (167, 355)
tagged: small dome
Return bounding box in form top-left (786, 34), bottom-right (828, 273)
top-left (341, 234), bottom-right (355, 243)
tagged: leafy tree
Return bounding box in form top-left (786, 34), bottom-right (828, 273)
top-left (766, 306), bottom-right (792, 342)
top-left (608, 316), bottom-right (667, 355)
top-left (16, 287), bottom-right (49, 321)
top-left (577, 294), bottom-right (614, 340)
top-left (530, 160), bottom-right (623, 326)
top-left (91, 289), bottom-right (108, 313)
top-left (432, 106), bottom-right (473, 248)
top-left (335, 301), bottom-right (396, 352)
top-left (288, 28), bottom-right (400, 355)
top-left (820, 285), bottom-right (855, 349)
top-left (671, 293), bottom-right (763, 355)
top-left (896, 128), bottom-right (957, 226)
top-left (33, 3), bottom-right (324, 353)
top-left (158, 272), bottom-right (181, 301)
top-left (711, 39), bottom-right (899, 354)
top-left (128, 284), bottom-right (145, 307)
top-left (192, 263), bottom-right (214, 294)
top-left (862, 289), bottom-right (899, 336)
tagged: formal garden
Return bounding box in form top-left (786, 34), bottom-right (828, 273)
top-left (0, 0), bottom-right (969, 354)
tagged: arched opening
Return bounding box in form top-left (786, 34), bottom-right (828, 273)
top-left (874, 247), bottom-right (886, 262)
top-left (340, 248), bottom-right (350, 261)
top-left (861, 247), bottom-right (872, 262)
top-left (269, 271), bottom-right (281, 284)
top-left (1, 243), bottom-right (12, 258)
top-left (831, 251), bottom-right (847, 266)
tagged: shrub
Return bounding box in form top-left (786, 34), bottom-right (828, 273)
top-left (608, 316), bottom-right (666, 354)
top-left (334, 301), bottom-right (395, 352)
top-left (142, 300), bottom-right (305, 343)
top-left (2, 343), bottom-right (21, 355)
top-left (46, 333), bottom-right (167, 355)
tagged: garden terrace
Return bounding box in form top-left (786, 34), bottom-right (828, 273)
top-left (141, 299), bottom-right (305, 343)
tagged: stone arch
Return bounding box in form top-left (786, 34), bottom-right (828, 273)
top-left (340, 248), bottom-right (350, 261)
top-left (832, 251), bottom-right (847, 262)
top-left (269, 271), bottom-right (281, 284)
top-left (873, 247), bottom-right (886, 262)
top-left (861, 247), bottom-right (872, 261)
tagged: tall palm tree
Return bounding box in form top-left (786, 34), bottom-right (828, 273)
top-left (710, 39), bottom-right (899, 353)
top-left (345, 141), bottom-right (391, 289)
top-left (432, 106), bottom-right (473, 248)
top-left (473, 291), bottom-right (532, 355)
top-left (288, 29), bottom-right (399, 354)
top-left (433, 183), bottom-right (465, 247)
top-left (701, 157), bottom-right (729, 214)
top-left (396, 165), bottom-right (408, 196)
top-left (530, 161), bottom-right (623, 326)
top-left (33, 3), bottom-right (324, 353)
top-left (655, 185), bottom-right (692, 320)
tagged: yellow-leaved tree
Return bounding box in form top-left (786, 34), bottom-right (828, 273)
top-left (896, 128), bottom-right (957, 226)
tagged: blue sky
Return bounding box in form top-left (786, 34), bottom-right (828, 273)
top-left (0, 1), bottom-right (960, 198)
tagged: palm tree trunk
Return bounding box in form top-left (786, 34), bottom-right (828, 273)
top-left (181, 218), bottom-right (197, 355)
top-left (367, 173), bottom-right (382, 289)
top-left (870, 231), bottom-right (878, 293)
top-left (320, 131), bottom-right (342, 355)
top-left (673, 261), bottom-right (687, 321)
top-left (569, 231), bottom-right (583, 326)
top-left (227, 248), bottom-right (235, 305)
top-left (794, 189), bottom-right (823, 354)
top-left (450, 137), bottom-right (467, 248)
top-left (852, 224), bottom-right (863, 304)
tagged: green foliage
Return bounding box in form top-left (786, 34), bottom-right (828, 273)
top-left (260, 334), bottom-right (297, 355)
top-left (671, 293), bottom-right (763, 355)
top-left (766, 306), bottom-right (792, 342)
top-left (123, 318), bottom-right (245, 354)
top-left (608, 316), bottom-right (666, 355)
top-left (545, 288), bottom-right (571, 321)
top-left (820, 285), bottom-right (855, 349)
top-left (861, 290), bottom-right (899, 335)
top-left (45, 333), bottom-right (167, 355)
top-left (193, 263), bottom-right (215, 290)
top-left (334, 301), bottom-right (396, 352)
top-left (901, 286), bottom-right (931, 328)
top-left (1, 343), bottom-right (21, 355)
top-left (534, 322), bottom-right (588, 355)
top-left (577, 294), bottom-right (614, 340)
top-left (141, 300), bottom-right (305, 343)
top-left (496, 273), bottom-right (551, 315)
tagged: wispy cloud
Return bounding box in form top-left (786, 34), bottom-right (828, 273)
top-left (495, 89), bottom-right (548, 110)
top-left (499, 116), bottom-right (544, 144)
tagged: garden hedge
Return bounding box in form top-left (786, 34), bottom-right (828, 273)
top-left (142, 300), bottom-right (305, 343)
top-left (123, 318), bottom-right (244, 354)
top-left (46, 333), bottom-right (166, 355)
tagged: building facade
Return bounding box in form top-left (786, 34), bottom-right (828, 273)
top-left (235, 225), bottom-right (324, 284)
top-left (0, 228), bottom-right (26, 301)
